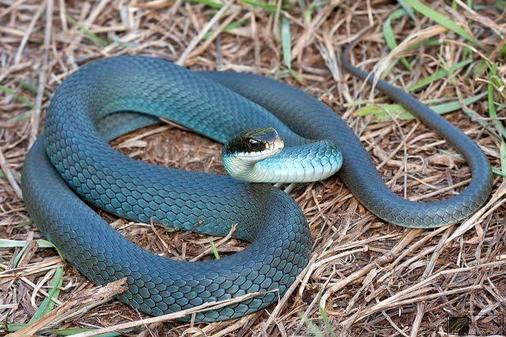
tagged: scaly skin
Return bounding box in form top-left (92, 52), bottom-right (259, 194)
top-left (21, 49), bottom-right (492, 322)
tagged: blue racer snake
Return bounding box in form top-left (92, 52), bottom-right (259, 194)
top-left (20, 44), bottom-right (492, 322)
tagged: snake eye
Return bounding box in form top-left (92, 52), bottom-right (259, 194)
top-left (248, 138), bottom-right (261, 150)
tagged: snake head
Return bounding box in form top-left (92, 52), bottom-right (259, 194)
top-left (223, 127), bottom-right (284, 163)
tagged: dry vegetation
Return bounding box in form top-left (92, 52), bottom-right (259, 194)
top-left (1, 0), bottom-right (505, 336)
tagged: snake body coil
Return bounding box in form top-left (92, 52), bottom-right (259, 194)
top-left (21, 51), bottom-right (492, 321)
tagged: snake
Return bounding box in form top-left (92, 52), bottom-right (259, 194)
top-left (20, 42), bottom-right (492, 322)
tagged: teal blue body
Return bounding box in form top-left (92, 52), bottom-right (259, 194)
top-left (21, 50), bottom-right (492, 322)
top-left (222, 139), bottom-right (342, 183)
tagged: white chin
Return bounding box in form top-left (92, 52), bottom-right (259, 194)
top-left (240, 152), bottom-right (273, 162)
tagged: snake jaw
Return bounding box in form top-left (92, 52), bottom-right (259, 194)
top-left (238, 137), bottom-right (284, 162)
top-left (222, 128), bottom-right (285, 180)
top-left (223, 127), bottom-right (284, 162)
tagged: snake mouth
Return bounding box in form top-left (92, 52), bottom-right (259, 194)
top-left (238, 137), bottom-right (284, 161)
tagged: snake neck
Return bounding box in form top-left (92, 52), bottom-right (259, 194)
top-left (222, 154), bottom-right (267, 182)
top-left (222, 141), bottom-right (342, 183)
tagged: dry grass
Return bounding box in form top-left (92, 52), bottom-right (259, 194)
top-left (1, 0), bottom-right (505, 336)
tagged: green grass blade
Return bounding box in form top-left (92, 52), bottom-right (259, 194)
top-left (383, 9), bottom-right (412, 70)
top-left (500, 141), bottom-right (506, 177)
top-left (319, 306), bottom-right (337, 337)
top-left (487, 67), bottom-right (506, 139)
top-left (494, 0), bottom-right (506, 10)
top-left (356, 92), bottom-right (486, 122)
top-left (56, 328), bottom-right (120, 336)
top-left (210, 242), bottom-right (220, 259)
top-left (29, 266), bottom-right (64, 323)
top-left (302, 0), bottom-right (328, 24)
top-left (301, 316), bottom-right (324, 337)
top-left (281, 16), bottom-right (292, 71)
top-left (8, 111), bottom-right (32, 123)
top-left (0, 239), bottom-right (54, 249)
top-left (203, 19), bottom-right (246, 39)
top-left (67, 16), bottom-right (110, 47)
top-left (0, 85), bottom-right (34, 108)
top-left (408, 59), bottom-right (473, 92)
top-left (303, 6), bottom-right (313, 24)
top-left (432, 93), bottom-right (486, 114)
top-left (492, 168), bottom-right (506, 177)
top-left (20, 81), bottom-right (38, 95)
top-left (2, 80), bottom-right (44, 126)
top-left (4, 323), bottom-right (27, 332)
top-left (240, 0), bottom-right (276, 12)
top-left (3, 324), bottom-right (120, 337)
top-left (403, 0), bottom-right (479, 45)
top-left (397, 0), bottom-right (416, 19)
top-left (5, 235), bottom-right (64, 260)
top-left (13, 241), bottom-right (29, 267)
top-left (186, 0), bottom-right (224, 8)
top-left (487, 64), bottom-right (506, 176)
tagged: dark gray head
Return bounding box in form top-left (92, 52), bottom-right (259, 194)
top-left (223, 127), bottom-right (284, 162)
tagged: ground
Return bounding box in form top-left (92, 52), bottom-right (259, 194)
top-left (0, 0), bottom-right (505, 336)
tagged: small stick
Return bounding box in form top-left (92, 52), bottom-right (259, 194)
top-left (176, 1), bottom-right (234, 66)
top-left (6, 278), bottom-right (127, 337)
top-left (319, 229), bottom-right (420, 309)
top-left (30, 0), bottom-right (54, 147)
top-left (14, 1), bottom-right (46, 65)
top-left (446, 180), bottom-right (506, 243)
top-left (70, 291), bottom-right (268, 337)
top-left (0, 146), bottom-right (22, 199)
top-left (187, 10), bottom-right (240, 60)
